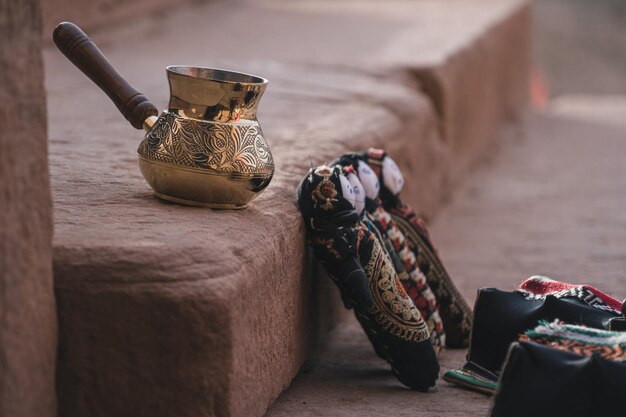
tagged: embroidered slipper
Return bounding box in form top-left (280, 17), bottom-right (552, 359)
top-left (442, 361), bottom-right (498, 395)
top-left (340, 149), bottom-right (473, 348)
top-left (297, 165), bottom-right (439, 391)
top-left (442, 318), bottom-right (626, 396)
top-left (445, 283), bottom-right (622, 395)
top-left (336, 164), bottom-right (403, 360)
top-left (332, 156), bottom-right (445, 351)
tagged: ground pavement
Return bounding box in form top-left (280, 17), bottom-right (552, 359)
top-left (265, 110), bottom-right (626, 417)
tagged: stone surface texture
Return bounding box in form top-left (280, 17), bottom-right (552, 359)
top-left (44, 1), bottom-right (530, 416)
top-left (265, 113), bottom-right (626, 416)
top-left (39, 0), bottom-right (203, 39)
top-left (0, 1), bottom-right (57, 416)
top-left (432, 114), bottom-right (626, 304)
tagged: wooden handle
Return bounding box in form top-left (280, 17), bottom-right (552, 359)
top-left (53, 22), bottom-right (158, 130)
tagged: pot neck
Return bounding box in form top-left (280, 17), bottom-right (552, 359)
top-left (167, 67), bottom-right (267, 123)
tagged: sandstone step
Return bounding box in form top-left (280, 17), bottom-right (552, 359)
top-left (45, 1), bottom-right (529, 416)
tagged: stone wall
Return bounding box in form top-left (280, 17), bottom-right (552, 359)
top-left (0, 1), bottom-right (57, 416)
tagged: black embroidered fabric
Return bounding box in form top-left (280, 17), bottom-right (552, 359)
top-left (297, 166), bottom-right (439, 391)
top-left (333, 151), bottom-right (473, 348)
top-left (331, 154), bottom-right (446, 350)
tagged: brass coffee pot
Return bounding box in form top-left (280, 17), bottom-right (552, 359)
top-left (53, 22), bottom-right (274, 209)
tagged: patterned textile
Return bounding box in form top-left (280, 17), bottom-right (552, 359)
top-left (332, 155), bottom-right (445, 350)
top-left (297, 165), bottom-right (439, 391)
top-left (442, 363), bottom-right (498, 395)
top-left (359, 148), bottom-right (473, 348)
top-left (517, 276), bottom-right (623, 314)
top-left (369, 206), bottom-right (444, 350)
top-left (443, 286), bottom-right (622, 395)
top-left (520, 320), bottom-right (626, 362)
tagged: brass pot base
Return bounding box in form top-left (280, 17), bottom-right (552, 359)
top-left (153, 192), bottom-right (247, 210)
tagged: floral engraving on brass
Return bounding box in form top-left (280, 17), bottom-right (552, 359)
top-left (139, 112), bottom-right (274, 175)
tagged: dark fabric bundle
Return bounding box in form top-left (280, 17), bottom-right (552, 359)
top-left (489, 341), bottom-right (626, 417)
top-left (297, 165), bottom-right (439, 391)
top-left (444, 279), bottom-right (623, 394)
top-left (331, 155), bottom-right (445, 351)
top-left (338, 149), bottom-right (473, 348)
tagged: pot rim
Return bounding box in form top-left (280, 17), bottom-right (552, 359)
top-left (166, 65), bottom-right (268, 86)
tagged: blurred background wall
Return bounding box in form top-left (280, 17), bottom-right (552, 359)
top-left (534, 0), bottom-right (626, 96)
top-left (38, 0), bottom-right (626, 98)
top-left (39, 0), bottom-right (209, 36)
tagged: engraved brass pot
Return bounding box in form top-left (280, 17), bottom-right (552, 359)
top-left (53, 22), bottom-right (274, 209)
top-left (138, 67), bottom-right (273, 208)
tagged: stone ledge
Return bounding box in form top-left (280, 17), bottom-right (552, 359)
top-left (45, 1), bottom-right (529, 417)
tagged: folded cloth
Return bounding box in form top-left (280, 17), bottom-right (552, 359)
top-left (443, 281), bottom-right (623, 395)
top-left (520, 320), bottom-right (626, 361)
top-left (489, 341), bottom-right (626, 417)
top-left (332, 155), bottom-right (445, 351)
top-left (359, 148), bottom-right (473, 348)
top-left (297, 165), bottom-right (439, 391)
